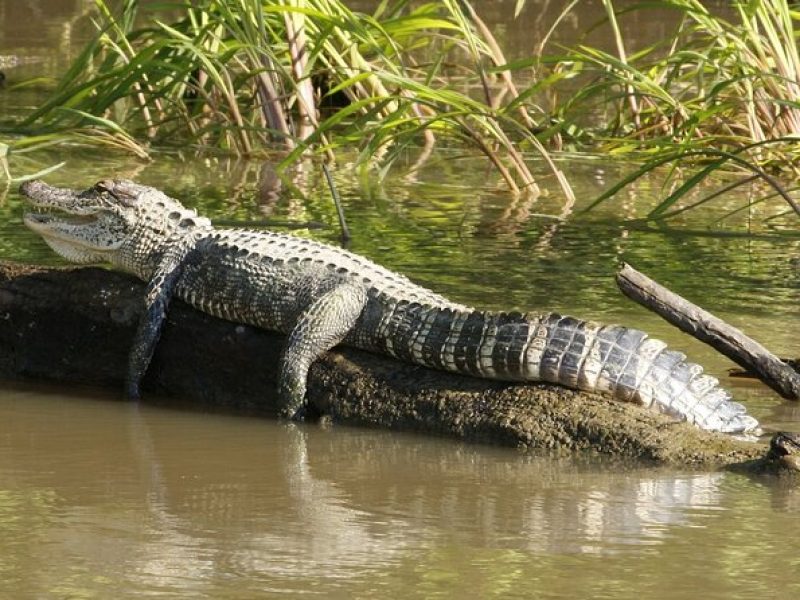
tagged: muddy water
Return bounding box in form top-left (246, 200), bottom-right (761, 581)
top-left (1, 384), bottom-right (799, 599)
top-left (1, 1), bottom-right (800, 598)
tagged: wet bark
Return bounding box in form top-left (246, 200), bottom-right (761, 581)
top-left (616, 263), bottom-right (800, 400)
top-left (0, 262), bottom-right (775, 468)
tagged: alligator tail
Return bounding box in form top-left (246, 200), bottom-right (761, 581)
top-left (373, 303), bottom-right (758, 433)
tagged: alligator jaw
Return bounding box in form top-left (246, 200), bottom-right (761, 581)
top-left (22, 211), bottom-right (101, 244)
top-left (23, 211), bottom-right (98, 227)
top-left (19, 180), bottom-right (125, 259)
top-left (20, 180), bottom-right (101, 229)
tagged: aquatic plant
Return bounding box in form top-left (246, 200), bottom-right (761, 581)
top-left (0, 137), bottom-right (65, 183)
top-left (541, 0), bottom-right (800, 165)
top-left (8, 0), bottom-right (800, 220)
top-left (521, 0), bottom-right (800, 217)
top-left (12, 0), bottom-right (569, 196)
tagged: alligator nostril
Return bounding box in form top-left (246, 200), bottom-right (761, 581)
top-left (18, 180), bottom-right (43, 196)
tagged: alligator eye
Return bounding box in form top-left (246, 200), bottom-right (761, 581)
top-left (95, 179), bottom-right (115, 193)
top-left (95, 179), bottom-right (122, 200)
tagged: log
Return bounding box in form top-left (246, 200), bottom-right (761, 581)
top-left (616, 263), bottom-right (800, 401)
top-left (0, 261), bottom-right (775, 468)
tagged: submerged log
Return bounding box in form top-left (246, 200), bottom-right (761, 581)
top-left (0, 261), bottom-right (779, 469)
top-left (616, 263), bottom-right (800, 401)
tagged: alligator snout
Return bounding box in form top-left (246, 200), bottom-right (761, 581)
top-left (19, 179), bottom-right (48, 197)
top-left (19, 180), bottom-right (84, 206)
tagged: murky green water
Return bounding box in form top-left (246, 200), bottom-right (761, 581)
top-left (1, 2), bottom-right (799, 598)
top-left (1, 384), bottom-right (799, 599)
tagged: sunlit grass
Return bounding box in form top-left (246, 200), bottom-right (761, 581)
top-left (11, 0), bottom-right (572, 197)
top-left (6, 0), bottom-right (800, 221)
top-left (0, 137), bottom-right (66, 183)
top-left (544, 0), bottom-right (800, 161)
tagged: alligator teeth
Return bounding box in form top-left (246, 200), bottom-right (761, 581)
top-left (25, 206), bottom-right (64, 218)
top-left (24, 210), bottom-right (96, 224)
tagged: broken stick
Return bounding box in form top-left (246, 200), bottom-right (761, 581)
top-left (616, 263), bottom-right (800, 401)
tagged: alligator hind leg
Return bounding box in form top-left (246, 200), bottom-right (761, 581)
top-left (278, 281), bottom-right (368, 420)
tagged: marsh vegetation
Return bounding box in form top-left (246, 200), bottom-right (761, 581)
top-left (3, 0), bottom-right (800, 221)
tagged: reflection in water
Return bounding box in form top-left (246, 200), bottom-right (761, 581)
top-left (531, 473), bottom-right (725, 554)
top-left (255, 161), bottom-right (283, 210)
top-left (230, 426), bottom-right (412, 580)
top-left (1, 387), bottom-right (797, 597)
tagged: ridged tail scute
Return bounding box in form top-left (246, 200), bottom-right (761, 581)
top-left (374, 301), bottom-right (758, 433)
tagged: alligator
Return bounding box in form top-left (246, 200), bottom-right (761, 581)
top-left (19, 179), bottom-right (760, 433)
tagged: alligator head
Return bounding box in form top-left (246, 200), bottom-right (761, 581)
top-left (20, 179), bottom-right (210, 274)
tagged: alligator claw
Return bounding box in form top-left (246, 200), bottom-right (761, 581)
top-left (125, 380), bottom-right (142, 401)
top-left (277, 402), bottom-right (307, 422)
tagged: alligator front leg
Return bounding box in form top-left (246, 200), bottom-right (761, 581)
top-left (126, 236), bottom-right (197, 399)
top-left (278, 281), bottom-right (368, 420)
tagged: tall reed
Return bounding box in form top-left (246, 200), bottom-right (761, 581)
top-left (14, 0), bottom-right (571, 196)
